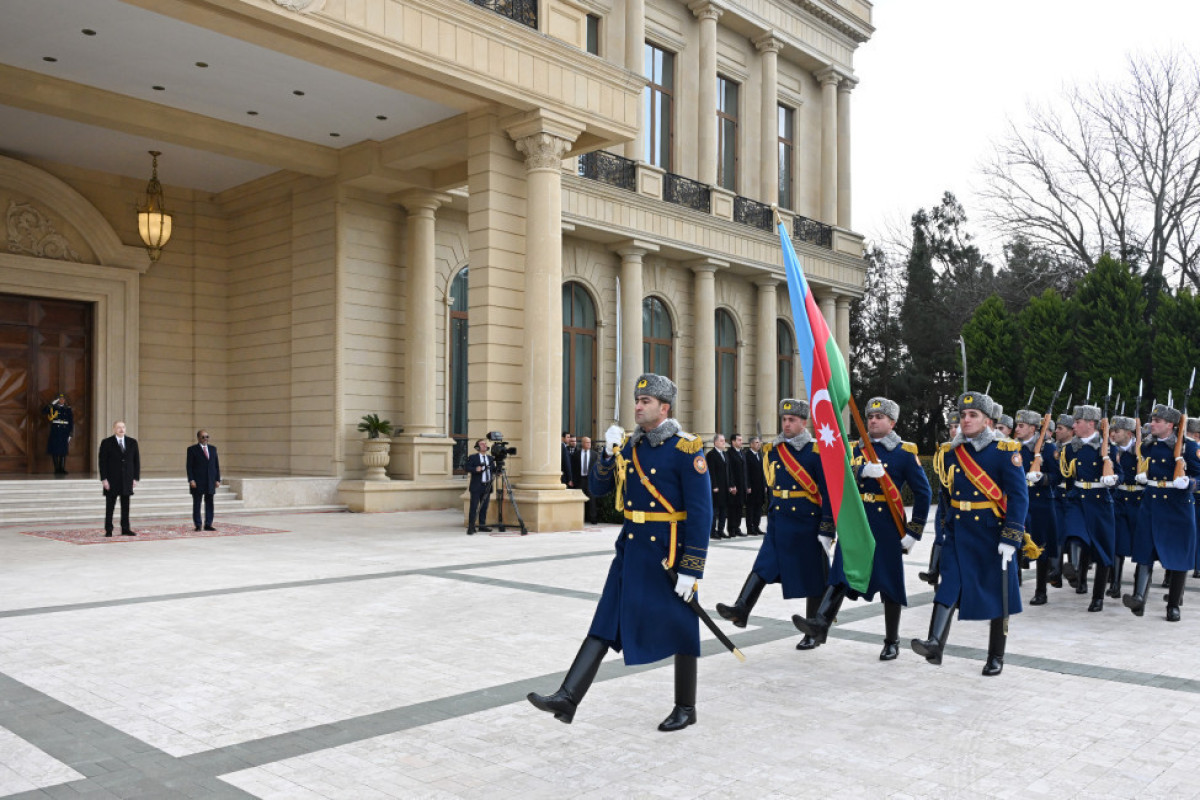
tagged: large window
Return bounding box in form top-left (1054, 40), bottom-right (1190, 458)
top-left (777, 319), bottom-right (796, 403)
top-left (717, 76), bottom-right (739, 191)
top-left (562, 282), bottom-right (597, 440)
top-left (715, 309), bottom-right (738, 436)
top-left (778, 104), bottom-right (794, 210)
top-left (642, 296), bottom-right (673, 378)
top-left (449, 267), bottom-right (469, 472)
top-left (644, 43), bottom-right (674, 170)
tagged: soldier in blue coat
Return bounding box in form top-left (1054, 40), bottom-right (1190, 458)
top-left (43, 393), bottom-right (74, 475)
top-left (716, 399), bottom-right (832, 649)
top-left (911, 391), bottom-right (1029, 676)
top-left (1058, 405), bottom-right (1123, 611)
top-left (1122, 404), bottom-right (1200, 621)
top-left (1050, 412), bottom-right (1075, 586)
top-left (794, 396), bottom-right (931, 660)
top-left (527, 374), bottom-right (712, 732)
top-left (1016, 409), bottom-right (1061, 605)
top-left (1190, 418), bottom-right (1200, 579)
top-left (920, 410), bottom-right (959, 588)
top-left (1107, 415), bottom-right (1143, 598)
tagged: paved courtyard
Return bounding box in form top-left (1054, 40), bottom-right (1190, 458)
top-left (2, 507), bottom-right (1200, 799)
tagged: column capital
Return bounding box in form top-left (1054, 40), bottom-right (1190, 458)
top-left (835, 294), bottom-right (852, 309)
top-left (815, 66), bottom-right (847, 87)
top-left (608, 239), bottom-right (660, 259)
top-left (753, 274), bottom-right (781, 289)
top-left (392, 189), bottom-right (454, 214)
top-left (506, 110), bottom-right (582, 170)
top-left (688, 0), bottom-right (725, 22)
top-left (753, 32), bottom-right (783, 54)
top-left (837, 76), bottom-right (859, 94)
top-left (513, 132), bottom-right (574, 171)
top-left (686, 257), bottom-right (728, 274)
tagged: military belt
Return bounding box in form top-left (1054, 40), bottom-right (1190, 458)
top-left (772, 489), bottom-right (818, 502)
top-left (624, 510), bottom-right (687, 524)
top-left (860, 492), bottom-right (887, 503)
top-left (1073, 481), bottom-right (1105, 489)
top-left (1148, 479), bottom-right (1175, 488)
top-left (1118, 484), bottom-right (1144, 492)
top-left (950, 499), bottom-right (1000, 513)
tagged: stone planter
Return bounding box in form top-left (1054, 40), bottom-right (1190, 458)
top-left (361, 436), bottom-right (392, 481)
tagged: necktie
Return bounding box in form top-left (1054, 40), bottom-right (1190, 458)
top-left (482, 459), bottom-right (490, 483)
top-left (118, 438), bottom-right (125, 452)
top-left (582, 452), bottom-right (589, 475)
top-left (203, 445), bottom-right (209, 459)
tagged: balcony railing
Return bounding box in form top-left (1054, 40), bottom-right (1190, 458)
top-left (578, 151), bottom-right (637, 192)
top-left (794, 214), bottom-right (833, 249)
top-left (468, 0), bottom-right (537, 28)
top-left (734, 196), bottom-right (773, 232)
top-left (663, 172), bottom-right (711, 214)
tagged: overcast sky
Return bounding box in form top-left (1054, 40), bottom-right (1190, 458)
top-left (852, 0), bottom-right (1200, 260)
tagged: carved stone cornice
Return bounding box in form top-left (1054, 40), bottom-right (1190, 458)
top-left (6, 201), bottom-right (81, 262)
top-left (268, 0), bottom-right (326, 12)
top-left (793, 0), bottom-right (873, 43)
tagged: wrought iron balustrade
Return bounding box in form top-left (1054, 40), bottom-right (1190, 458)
top-left (468, 0), bottom-right (537, 28)
top-left (577, 151), bottom-right (637, 192)
top-left (663, 173), bottom-right (711, 213)
top-left (793, 214), bottom-right (833, 248)
top-left (734, 196), bottom-right (773, 231)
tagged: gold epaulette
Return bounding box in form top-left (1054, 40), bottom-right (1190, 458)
top-left (675, 431), bottom-right (702, 454)
top-left (762, 442), bottom-right (774, 456)
top-left (902, 441), bottom-right (919, 455)
top-left (996, 439), bottom-right (1020, 452)
top-left (810, 442), bottom-right (820, 454)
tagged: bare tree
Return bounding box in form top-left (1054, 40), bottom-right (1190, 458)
top-left (982, 51), bottom-right (1200, 291)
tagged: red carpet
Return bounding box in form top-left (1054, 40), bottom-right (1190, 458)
top-left (20, 522), bottom-right (288, 545)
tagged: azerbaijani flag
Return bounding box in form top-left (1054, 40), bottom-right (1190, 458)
top-left (778, 221), bottom-right (875, 592)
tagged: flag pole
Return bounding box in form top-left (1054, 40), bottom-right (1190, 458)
top-left (847, 396), bottom-right (908, 540)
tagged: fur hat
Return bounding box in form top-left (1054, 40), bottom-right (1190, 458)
top-left (634, 373), bottom-right (677, 406)
top-left (1188, 417), bottom-right (1200, 435)
top-left (1015, 409), bottom-right (1042, 427)
top-left (998, 414), bottom-right (1014, 430)
top-left (1073, 404), bottom-right (1102, 422)
top-left (989, 401), bottom-right (1004, 422)
top-left (1151, 403), bottom-right (1182, 425)
top-left (947, 410), bottom-right (960, 426)
top-left (1110, 415), bottom-right (1137, 432)
top-left (957, 391), bottom-right (993, 417)
top-left (864, 396), bottom-right (899, 421)
top-left (779, 398), bottom-right (810, 418)
top-left (1056, 413), bottom-right (1075, 428)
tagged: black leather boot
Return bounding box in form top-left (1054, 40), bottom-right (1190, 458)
top-left (1049, 553), bottom-right (1063, 588)
top-left (527, 636), bottom-right (608, 724)
top-left (1075, 551), bottom-right (1091, 594)
top-left (795, 595), bottom-right (822, 650)
top-left (910, 603), bottom-right (955, 665)
top-left (1106, 556), bottom-right (1125, 599)
top-left (918, 543), bottom-right (941, 586)
top-left (1167, 570), bottom-right (1186, 622)
top-left (658, 654), bottom-right (697, 732)
top-left (1122, 563), bottom-right (1152, 617)
top-left (1030, 556), bottom-right (1049, 605)
top-left (880, 600), bottom-right (901, 661)
top-left (982, 617), bottom-right (1006, 676)
top-left (792, 584), bottom-right (846, 646)
top-left (1061, 541), bottom-right (1080, 587)
top-left (716, 573), bottom-right (767, 628)
top-left (1088, 564), bottom-right (1107, 612)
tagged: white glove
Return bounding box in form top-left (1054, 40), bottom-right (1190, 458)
top-left (1100, 474), bottom-right (1118, 487)
top-left (861, 461), bottom-right (886, 479)
top-left (604, 424), bottom-right (625, 456)
top-left (1173, 476), bottom-right (1191, 490)
top-left (998, 542), bottom-right (1016, 562)
top-left (1135, 472), bottom-right (1149, 484)
top-left (1025, 470), bottom-right (1042, 485)
top-left (818, 534), bottom-right (834, 555)
top-left (674, 573), bottom-right (698, 603)
top-left (900, 534), bottom-right (917, 554)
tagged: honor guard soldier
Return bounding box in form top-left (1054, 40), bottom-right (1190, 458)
top-left (43, 392), bottom-right (74, 475)
top-left (911, 391), bottom-right (1029, 676)
top-left (1107, 416), bottom-right (1143, 597)
top-left (922, 410), bottom-right (960, 587)
top-left (527, 374), bottom-right (712, 731)
top-left (1122, 404), bottom-right (1200, 621)
top-left (1051, 411), bottom-right (1075, 585)
top-left (1058, 405), bottom-right (1122, 611)
top-left (716, 399), bottom-right (832, 648)
top-left (1017, 408), bottom-right (1060, 605)
top-left (997, 412), bottom-right (1014, 439)
top-left (1189, 418), bottom-right (1200, 578)
top-left (794, 397), bottom-right (930, 658)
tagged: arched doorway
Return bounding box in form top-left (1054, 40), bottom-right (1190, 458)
top-left (448, 267), bottom-right (469, 472)
top-left (562, 281), bottom-right (597, 440)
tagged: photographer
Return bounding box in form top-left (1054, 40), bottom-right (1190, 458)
top-left (465, 438), bottom-right (494, 535)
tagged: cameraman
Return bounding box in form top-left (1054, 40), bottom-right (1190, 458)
top-left (465, 438), bottom-right (494, 535)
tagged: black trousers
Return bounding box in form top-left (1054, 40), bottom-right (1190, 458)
top-left (712, 493), bottom-right (728, 536)
top-left (468, 485), bottom-right (491, 528)
top-left (727, 493), bottom-right (745, 534)
top-left (745, 491), bottom-right (764, 532)
top-left (582, 491), bottom-right (598, 524)
top-left (192, 492), bottom-right (215, 528)
top-left (104, 492), bottom-right (131, 533)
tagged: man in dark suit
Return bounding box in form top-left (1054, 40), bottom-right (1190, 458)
top-left (706, 434), bottom-right (730, 539)
top-left (186, 429), bottom-right (222, 531)
top-left (572, 435), bottom-right (599, 524)
top-left (561, 431), bottom-right (574, 488)
top-left (98, 420), bottom-right (140, 536)
top-left (727, 433), bottom-right (748, 537)
top-left (466, 438), bottom-right (494, 535)
top-left (744, 436), bottom-right (766, 535)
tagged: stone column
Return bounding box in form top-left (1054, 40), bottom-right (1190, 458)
top-left (610, 240), bottom-right (660, 429)
top-left (755, 276), bottom-right (779, 438)
top-left (689, 259), bottom-right (723, 442)
top-left (835, 293), bottom-right (851, 371)
top-left (837, 78), bottom-right (856, 230)
top-left (816, 67), bottom-right (841, 225)
top-left (818, 291), bottom-right (837, 341)
top-left (689, 1), bottom-right (723, 186)
top-left (391, 190), bottom-right (457, 481)
top-left (755, 34), bottom-right (782, 206)
top-left (624, 0), bottom-right (646, 161)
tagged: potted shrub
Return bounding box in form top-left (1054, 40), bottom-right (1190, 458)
top-left (358, 414), bottom-right (395, 480)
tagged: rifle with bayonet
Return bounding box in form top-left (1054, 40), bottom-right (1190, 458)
top-left (1030, 372), bottom-right (1069, 475)
top-left (1101, 377), bottom-right (1114, 478)
top-left (1134, 379), bottom-right (1144, 468)
top-left (1174, 368), bottom-right (1196, 481)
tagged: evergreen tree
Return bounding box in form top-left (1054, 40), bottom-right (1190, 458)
top-left (1069, 254), bottom-right (1147, 410)
top-left (1150, 289), bottom-right (1200, 409)
top-left (961, 295), bottom-right (1021, 411)
top-left (1017, 288), bottom-right (1074, 413)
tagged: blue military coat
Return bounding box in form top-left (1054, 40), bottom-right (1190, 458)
top-left (1059, 436), bottom-right (1122, 565)
top-left (1020, 437), bottom-right (1060, 556)
top-left (1133, 436), bottom-right (1200, 571)
top-left (589, 426), bottom-right (713, 666)
top-left (1112, 442), bottom-right (1143, 558)
top-left (933, 431), bottom-right (1029, 621)
top-left (751, 435), bottom-right (831, 599)
top-left (830, 436), bottom-right (930, 605)
top-left (44, 403), bottom-right (74, 455)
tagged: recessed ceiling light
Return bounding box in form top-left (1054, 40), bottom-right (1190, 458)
top-left (247, 110), bottom-right (259, 116)
top-left (81, 29), bottom-right (96, 36)
top-left (376, 115), bottom-right (388, 121)
top-left (152, 85), bottom-right (165, 91)
top-left (43, 56), bottom-right (57, 62)
top-left (195, 62), bottom-right (209, 68)
top-left (329, 132), bottom-right (340, 137)
top-left (293, 90), bottom-right (305, 96)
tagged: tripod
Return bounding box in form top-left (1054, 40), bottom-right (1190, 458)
top-left (492, 462), bottom-right (528, 535)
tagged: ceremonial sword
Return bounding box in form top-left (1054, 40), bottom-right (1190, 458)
top-left (663, 560), bottom-right (746, 662)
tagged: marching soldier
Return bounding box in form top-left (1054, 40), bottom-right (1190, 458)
top-left (1058, 405), bottom-right (1122, 611)
top-left (1050, 411), bottom-right (1075, 586)
top-left (1122, 404), bottom-right (1200, 621)
top-left (527, 374), bottom-right (712, 731)
top-left (795, 396), bottom-right (931, 660)
top-left (1189, 418), bottom-right (1200, 579)
top-left (1017, 408), bottom-right (1059, 605)
top-left (921, 410), bottom-right (959, 587)
top-left (997, 412), bottom-right (1014, 439)
top-left (716, 400), bottom-right (832, 649)
top-left (42, 392), bottom-right (74, 475)
top-left (1107, 415), bottom-right (1142, 598)
top-left (911, 391), bottom-right (1029, 676)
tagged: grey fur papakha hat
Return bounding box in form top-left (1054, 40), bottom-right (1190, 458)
top-left (779, 398), bottom-right (810, 418)
top-left (1110, 415), bottom-right (1137, 432)
top-left (1151, 403), bottom-right (1182, 425)
top-left (1073, 404), bottom-right (1102, 422)
top-left (865, 396), bottom-right (899, 421)
top-left (1015, 409), bottom-right (1042, 427)
top-left (634, 373), bottom-right (677, 406)
top-left (957, 391), bottom-right (993, 417)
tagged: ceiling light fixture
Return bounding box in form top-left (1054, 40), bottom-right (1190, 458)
top-left (137, 151), bottom-right (173, 263)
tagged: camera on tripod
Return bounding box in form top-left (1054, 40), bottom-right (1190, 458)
top-left (487, 431), bottom-right (517, 464)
